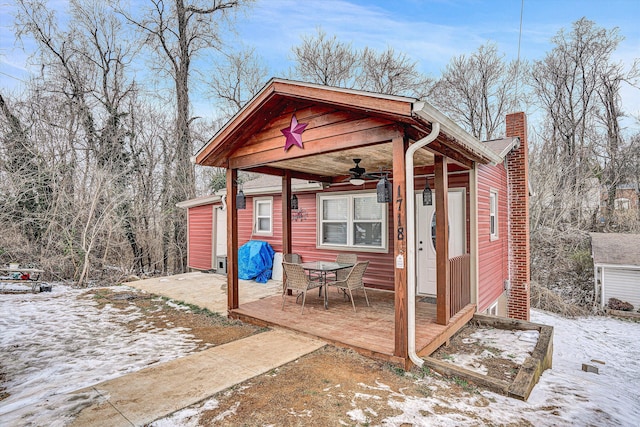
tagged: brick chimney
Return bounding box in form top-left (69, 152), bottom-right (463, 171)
top-left (505, 112), bottom-right (530, 321)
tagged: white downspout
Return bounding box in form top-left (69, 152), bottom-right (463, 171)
top-left (406, 122), bottom-right (440, 368)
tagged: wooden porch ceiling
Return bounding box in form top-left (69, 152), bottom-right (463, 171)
top-left (260, 142), bottom-right (435, 183)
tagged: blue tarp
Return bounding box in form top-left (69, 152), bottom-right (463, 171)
top-left (238, 240), bottom-right (275, 283)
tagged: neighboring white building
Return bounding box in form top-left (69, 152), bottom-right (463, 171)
top-left (583, 177), bottom-right (602, 211)
top-left (591, 233), bottom-right (640, 309)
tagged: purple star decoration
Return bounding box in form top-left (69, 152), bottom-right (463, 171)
top-left (281, 114), bottom-right (308, 151)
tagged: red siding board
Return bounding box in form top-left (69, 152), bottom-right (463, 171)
top-left (234, 175), bottom-right (470, 291)
top-left (188, 205), bottom-right (213, 270)
top-left (477, 162), bottom-right (509, 312)
top-left (190, 172), bottom-right (473, 295)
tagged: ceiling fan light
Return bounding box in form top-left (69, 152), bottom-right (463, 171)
top-left (350, 178), bottom-right (365, 186)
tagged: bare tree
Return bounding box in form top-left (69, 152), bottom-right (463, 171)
top-left (3, 0), bottom-right (261, 282)
top-left (528, 18), bottom-right (640, 310)
top-left (290, 28), bottom-right (359, 88)
top-left (290, 28), bottom-right (433, 100)
top-left (120, 0), bottom-right (253, 273)
top-left (430, 43), bottom-right (521, 141)
top-left (203, 47), bottom-right (268, 193)
top-left (8, 0), bottom-right (175, 283)
top-left (71, 0), bottom-right (153, 275)
top-left (13, 0), bottom-right (109, 280)
top-left (207, 47), bottom-right (269, 120)
top-left (530, 18), bottom-right (630, 227)
top-left (0, 93), bottom-right (52, 244)
top-left (595, 60), bottom-right (639, 228)
top-left (14, 0), bottom-right (97, 180)
top-left (127, 103), bottom-right (175, 274)
top-left (626, 132), bottom-right (640, 230)
top-left (358, 46), bottom-right (433, 98)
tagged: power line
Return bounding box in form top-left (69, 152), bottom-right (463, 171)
top-left (0, 69), bottom-right (27, 83)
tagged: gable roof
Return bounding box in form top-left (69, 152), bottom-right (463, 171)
top-left (590, 233), bottom-right (640, 266)
top-left (194, 78), bottom-right (415, 167)
top-left (194, 78), bottom-right (502, 175)
top-left (482, 137), bottom-right (520, 159)
top-left (175, 194), bottom-right (221, 209)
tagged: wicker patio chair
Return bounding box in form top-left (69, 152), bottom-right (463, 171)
top-left (326, 261), bottom-right (370, 312)
top-left (282, 254), bottom-right (302, 294)
top-left (334, 253), bottom-right (357, 281)
top-left (282, 262), bottom-right (323, 314)
top-left (283, 253), bottom-right (302, 264)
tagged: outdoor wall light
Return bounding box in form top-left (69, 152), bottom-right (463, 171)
top-left (376, 174), bottom-right (391, 203)
top-left (422, 178), bottom-right (432, 206)
top-left (291, 194), bottom-right (299, 210)
top-left (236, 182), bottom-right (246, 210)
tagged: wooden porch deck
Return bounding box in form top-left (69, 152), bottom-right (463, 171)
top-left (230, 288), bottom-right (476, 366)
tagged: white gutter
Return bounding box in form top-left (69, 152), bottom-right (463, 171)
top-left (176, 194), bottom-right (222, 209)
top-left (406, 121), bottom-right (441, 368)
top-left (413, 101), bottom-right (502, 166)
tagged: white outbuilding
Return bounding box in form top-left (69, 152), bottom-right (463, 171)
top-left (591, 233), bottom-right (640, 309)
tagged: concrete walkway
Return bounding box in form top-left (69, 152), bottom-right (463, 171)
top-left (70, 329), bottom-right (325, 426)
top-left (68, 272), bottom-right (324, 426)
top-left (126, 272), bottom-right (282, 314)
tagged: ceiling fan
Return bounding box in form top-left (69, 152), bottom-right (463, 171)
top-left (344, 158), bottom-right (392, 202)
top-left (347, 158), bottom-right (377, 185)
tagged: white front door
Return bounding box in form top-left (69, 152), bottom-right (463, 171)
top-left (416, 189), bottom-right (465, 296)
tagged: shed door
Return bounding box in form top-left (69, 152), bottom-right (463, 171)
top-left (416, 189), bottom-right (466, 296)
top-left (603, 267), bottom-right (640, 308)
top-left (188, 205), bottom-right (214, 270)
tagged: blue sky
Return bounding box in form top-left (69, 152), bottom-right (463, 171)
top-left (235, 0), bottom-right (640, 73)
top-left (2, 0), bottom-right (639, 124)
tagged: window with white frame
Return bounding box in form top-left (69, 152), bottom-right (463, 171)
top-left (489, 190), bottom-right (498, 239)
top-left (253, 197), bottom-right (273, 235)
top-left (318, 193), bottom-right (386, 250)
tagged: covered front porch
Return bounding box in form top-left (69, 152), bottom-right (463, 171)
top-left (195, 78), bottom-right (503, 368)
top-left (231, 288), bottom-right (475, 365)
top-left (127, 270), bottom-right (475, 365)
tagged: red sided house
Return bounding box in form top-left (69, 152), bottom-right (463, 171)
top-left (187, 78), bottom-right (530, 369)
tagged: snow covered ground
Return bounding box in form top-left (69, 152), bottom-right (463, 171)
top-left (157, 309), bottom-right (640, 427)
top-left (0, 285), bottom-right (202, 426)
top-left (439, 327), bottom-right (540, 375)
top-left (524, 310), bottom-right (640, 426)
top-left (379, 310), bottom-right (640, 426)
top-left (1, 285), bottom-right (639, 426)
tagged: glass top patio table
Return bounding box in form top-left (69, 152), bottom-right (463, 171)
top-left (299, 261), bottom-right (354, 272)
top-left (299, 261), bottom-right (354, 309)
